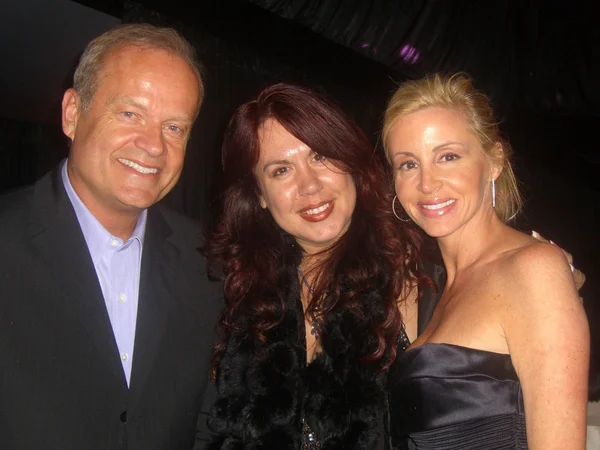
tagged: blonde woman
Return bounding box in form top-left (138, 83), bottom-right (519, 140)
top-left (383, 74), bottom-right (589, 449)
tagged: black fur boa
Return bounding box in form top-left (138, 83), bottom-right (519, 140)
top-left (207, 267), bottom-right (390, 450)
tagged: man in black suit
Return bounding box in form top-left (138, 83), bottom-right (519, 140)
top-left (0, 24), bottom-right (220, 450)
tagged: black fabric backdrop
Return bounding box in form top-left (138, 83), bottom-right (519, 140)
top-left (250, 0), bottom-right (598, 117)
top-left (1, 0), bottom-right (598, 394)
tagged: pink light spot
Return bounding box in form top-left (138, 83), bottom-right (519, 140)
top-left (399, 44), bottom-right (420, 64)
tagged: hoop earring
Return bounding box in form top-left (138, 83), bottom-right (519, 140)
top-left (392, 195), bottom-right (411, 222)
top-left (492, 179), bottom-right (496, 208)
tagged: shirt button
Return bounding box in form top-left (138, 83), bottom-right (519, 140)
top-left (121, 353), bottom-right (128, 361)
top-left (119, 293), bottom-right (127, 303)
top-left (110, 239), bottom-right (119, 247)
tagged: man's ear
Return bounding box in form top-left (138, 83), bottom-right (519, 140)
top-left (61, 89), bottom-right (81, 140)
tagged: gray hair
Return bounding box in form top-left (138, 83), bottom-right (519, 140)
top-left (73, 23), bottom-right (204, 113)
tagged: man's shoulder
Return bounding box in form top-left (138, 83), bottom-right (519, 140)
top-left (150, 204), bottom-right (204, 247)
top-left (152, 204), bottom-right (201, 232)
top-left (148, 204), bottom-right (221, 299)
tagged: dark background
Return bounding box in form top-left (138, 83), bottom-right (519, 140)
top-left (1, 0), bottom-right (598, 391)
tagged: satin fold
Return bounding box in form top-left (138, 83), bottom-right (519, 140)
top-left (388, 343), bottom-right (528, 449)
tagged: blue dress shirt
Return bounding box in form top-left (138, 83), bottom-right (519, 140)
top-left (61, 161), bottom-right (147, 386)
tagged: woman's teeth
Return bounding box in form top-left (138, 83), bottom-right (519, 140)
top-left (303, 202), bottom-right (331, 215)
top-left (421, 199), bottom-right (455, 210)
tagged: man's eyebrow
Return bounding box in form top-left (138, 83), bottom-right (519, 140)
top-left (115, 97), bottom-right (193, 124)
top-left (116, 97), bottom-right (147, 110)
top-left (168, 115), bottom-right (193, 124)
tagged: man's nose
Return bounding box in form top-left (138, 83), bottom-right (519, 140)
top-left (135, 125), bottom-right (166, 157)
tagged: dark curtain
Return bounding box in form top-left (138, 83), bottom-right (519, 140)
top-left (249, 0), bottom-right (598, 117)
top-left (0, 118), bottom-right (67, 192)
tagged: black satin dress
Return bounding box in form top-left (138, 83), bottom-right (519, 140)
top-left (387, 264), bottom-right (528, 449)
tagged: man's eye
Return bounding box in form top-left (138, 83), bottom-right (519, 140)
top-left (167, 125), bottom-right (183, 133)
top-left (121, 111), bottom-right (136, 119)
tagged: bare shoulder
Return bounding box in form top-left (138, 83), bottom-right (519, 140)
top-left (499, 238), bottom-right (573, 294)
top-left (486, 235), bottom-right (585, 326)
top-left (492, 235), bottom-right (587, 342)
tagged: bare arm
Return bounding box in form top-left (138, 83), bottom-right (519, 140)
top-left (502, 242), bottom-right (589, 450)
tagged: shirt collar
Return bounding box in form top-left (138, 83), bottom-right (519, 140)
top-left (61, 160), bottom-right (147, 259)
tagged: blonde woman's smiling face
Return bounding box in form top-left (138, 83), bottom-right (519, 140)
top-left (388, 106), bottom-right (499, 239)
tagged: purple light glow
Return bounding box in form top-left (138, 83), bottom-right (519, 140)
top-left (399, 44), bottom-right (420, 64)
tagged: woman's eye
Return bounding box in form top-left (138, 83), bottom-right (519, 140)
top-left (273, 167), bottom-right (288, 176)
top-left (441, 153), bottom-right (460, 162)
top-left (399, 160), bottom-right (417, 171)
top-left (313, 153), bottom-right (326, 162)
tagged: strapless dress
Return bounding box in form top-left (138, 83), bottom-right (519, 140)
top-left (388, 343), bottom-right (528, 449)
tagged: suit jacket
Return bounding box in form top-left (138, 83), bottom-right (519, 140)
top-left (0, 168), bottom-right (221, 450)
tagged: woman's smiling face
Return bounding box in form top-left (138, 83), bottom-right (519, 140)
top-left (388, 106), bottom-right (499, 239)
top-left (254, 118), bottom-right (357, 254)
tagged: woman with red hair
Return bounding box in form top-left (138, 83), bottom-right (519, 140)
top-left (201, 83), bottom-right (429, 449)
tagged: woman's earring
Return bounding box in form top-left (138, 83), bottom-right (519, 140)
top-left (392, 195), bottom-right (411, 222)
top-left (492, 179), bottom-right (496, 208)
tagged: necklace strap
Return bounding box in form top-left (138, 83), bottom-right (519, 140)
top-left (298, 267), bottom-right (323, 341)
top-left (297, 267), bottom-right (314, 295)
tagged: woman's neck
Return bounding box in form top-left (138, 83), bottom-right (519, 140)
top-left (298, 250), bottom-right (327, 280)
top-left (437, 209), bottom-right (507, 285)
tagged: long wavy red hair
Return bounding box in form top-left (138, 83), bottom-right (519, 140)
top-left (203, 83), bottom-right (427, 374)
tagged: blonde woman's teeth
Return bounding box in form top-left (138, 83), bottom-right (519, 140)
top-left (421, 199), bottom-right (455, 210)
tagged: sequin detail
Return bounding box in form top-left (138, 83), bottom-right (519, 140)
top-left (301, 418), bottom-right (322, 450)
top-left (298, 267), bottom-right (323, 339)
top-left (398, 324), bottom-right (411, 351)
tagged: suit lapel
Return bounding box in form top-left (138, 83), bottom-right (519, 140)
top-left (28, 169), bottom-right (125, 381)
top-left (129, 206), bottom-right (178, 401)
